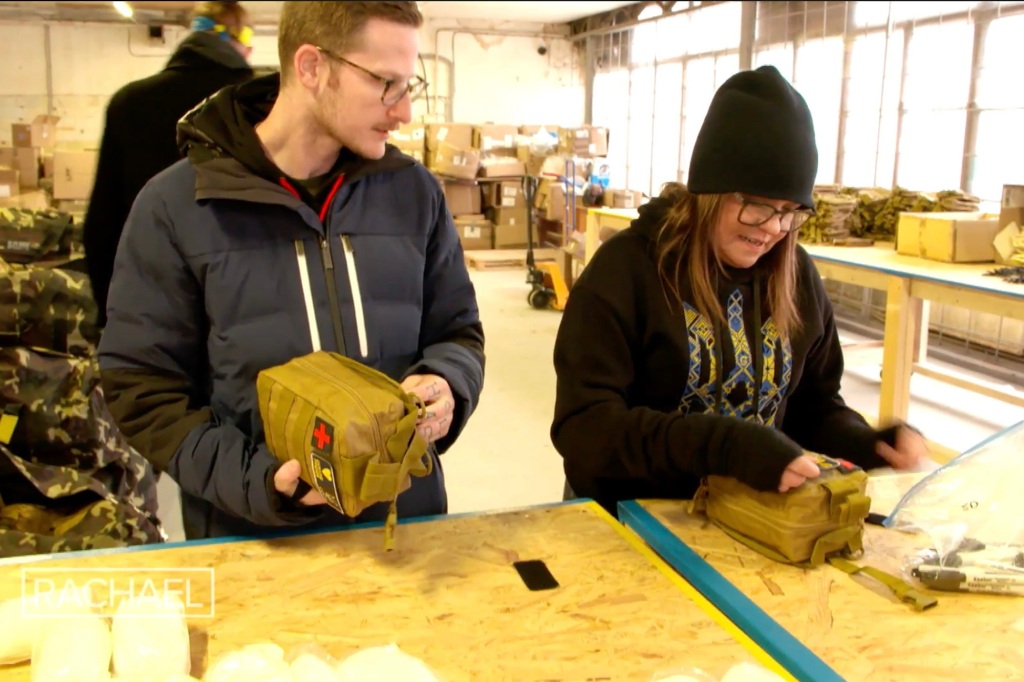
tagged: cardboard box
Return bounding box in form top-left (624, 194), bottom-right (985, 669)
top-left (535, 180), bottom-right (567, 221)
top-left (0, 189), bottom-right (48, 210)
top-left (391, 122), bottom-right (425, 157)
top-left (558, 126), bottom-right (609, 158)
top-left (473, 125), bottom-right (518, 155)
top-left (427, 142), bottom-right (480, 181)
top-left (0, 169), bottom-right (19, 198)
top-left (52, 150), bottom-right (98, 200)
top-left (492, 223), bottom-right (538, 249)
top-left (11, 115), bottom-right (60, 149)
top-left (602, 189), bottom-right (643, 209)
top-left (1002, 184), bottom-right (1024, 207)
top-left (489, 205), bottom-right (529, 226)
top-left (42, 154), bottom-right (54, 179)
top-left (1000, 184), bottom-right (1024, 237)
top-left (484, 181), bottom-right (524, 209)
top-left (0, 147), bottom-right (41, 188)
top-left (453, 215), bottom-right (493, 250)
top-left (443, 179), bottom-right (481, 216)
top-left (548, 185), bottom-right (568, 221)
top-left (516, 149), bottom-right (571, 178)
top-left (589, 126), bottom-right (609, 157)
top-left (478, 158), bottom-right (526, 178)
top-left (426, 123), bottom-right (474, 151)
top-left (488, 205), bottom-right (535, 248)
top-left (993, 221), bottom-right (1020, 265)
top-left (896, 211), bottom-right (1000, 263)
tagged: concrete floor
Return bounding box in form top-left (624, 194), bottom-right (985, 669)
top-left (155, 267), bottom-right (1024, 541)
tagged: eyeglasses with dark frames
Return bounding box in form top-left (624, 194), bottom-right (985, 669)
top-left (316, 45), bottom-right (428, 107)
top-left (733, 193), bottom-right (814, 233)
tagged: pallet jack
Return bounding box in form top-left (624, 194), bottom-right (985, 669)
top-left (523, 166), bottom-right (572, 311)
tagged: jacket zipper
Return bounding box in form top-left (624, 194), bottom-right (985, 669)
top-left (320, 236), bottom-right (348, 356)
top-left (341, 235), bottom-right (369, 358)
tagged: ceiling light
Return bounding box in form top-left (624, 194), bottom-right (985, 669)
top-left (113, 1), bottom-right (133, 18)
top-left (638, 4), bottom-right (664, 21)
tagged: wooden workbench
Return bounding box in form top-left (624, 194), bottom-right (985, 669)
top-left (0, 501), bottom-right (787, 681)
top-left (582, 207), bottom-right (638, 265)
top-left (802, 243), bottom-right (1024, 456)
top-left (621, 499), bottom-right (1024, 682)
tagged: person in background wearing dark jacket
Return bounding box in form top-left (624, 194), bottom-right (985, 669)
top-left (83, 1), bottom-right (254, 328)
top-left (551, 65), bottom-right (928, 515)
top-left (97, 1), bottom-right (485, 540)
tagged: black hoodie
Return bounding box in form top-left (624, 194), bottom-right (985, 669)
top-left (551, 197), bottom-right (891, 514)
top-left (83, 31), bottom-right (253, 327)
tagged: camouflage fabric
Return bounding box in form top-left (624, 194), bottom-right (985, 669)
top-left (0, 384), bottom-right (165, 557)
top-left (0, 499), bottom-right (140, 554)
top-left (59, 220), bottom-right (85, 256)
top-left (0, 347), bottom-right (100, 464)
top-left (0, 255), bottom-right (100, 356)
top-left (0, 207), bottom-right (75, 264)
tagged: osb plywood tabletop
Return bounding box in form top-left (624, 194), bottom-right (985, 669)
top-left (0, 501), bottom-right (777, 682)
top-left (637, 499), bottom-right (1024, 682)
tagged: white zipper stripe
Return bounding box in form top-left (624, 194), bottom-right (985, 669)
top-left (341, 235), bottom-right (369, 358)
top-left (294, 240), bottom-right (321, 352)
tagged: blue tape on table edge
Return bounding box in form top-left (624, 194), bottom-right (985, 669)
top-left (617, 500), bottom-right (845, 682)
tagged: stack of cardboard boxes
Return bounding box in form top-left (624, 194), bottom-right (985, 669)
top-left (1, 115), bottom-right (58, 209)
top-left (0, 115), bottom-right (98, 213)
top-left (392, 121), bottom-right (626, 253)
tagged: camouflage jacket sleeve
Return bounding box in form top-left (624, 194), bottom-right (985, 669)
top-left (97, 186), bottom-right (317, 528)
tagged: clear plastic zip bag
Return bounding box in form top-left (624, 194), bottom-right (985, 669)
top-left (885, 420), bottom-right (1024, 596)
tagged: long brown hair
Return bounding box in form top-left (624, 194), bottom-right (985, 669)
top-left (654, 182), bottom-right (802, 340)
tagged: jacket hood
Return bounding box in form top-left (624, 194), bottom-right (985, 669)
top-left (176, 73), bottom-right (415, 198)
top-left (166, 31), bottom-right (252, 74)
top-left (630, 195), bottom-right (673, 242)
top-left (176, 72), bottom-right (281, 181)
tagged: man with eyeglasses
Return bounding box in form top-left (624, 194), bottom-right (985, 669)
top-left (551, 65), bottom-right (930, 516)
top-left (97, 2), bottom-right (485, 540)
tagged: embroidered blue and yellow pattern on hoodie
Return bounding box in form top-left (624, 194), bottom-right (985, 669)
top-left (679, 290), bottom-right (792, 425)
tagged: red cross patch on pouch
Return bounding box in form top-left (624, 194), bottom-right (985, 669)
top-left (311, 417), bottom-right (334, 453)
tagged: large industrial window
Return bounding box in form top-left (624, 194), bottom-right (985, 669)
top-left (590, 1), bottom-right (742, 193)
top-left (579, 0), bottom-right (1024, 368)
top-left (583, 0), bottom-right (1024, 204)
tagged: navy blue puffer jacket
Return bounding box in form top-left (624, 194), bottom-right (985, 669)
top-left (98, 75), bottom-right (485, 540)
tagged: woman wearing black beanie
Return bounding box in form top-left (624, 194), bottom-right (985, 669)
top-left (551, 65), bottom-right (929, 514)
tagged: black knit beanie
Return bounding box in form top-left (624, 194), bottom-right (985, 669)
top-left (687, 65), bottom-right (818, 209)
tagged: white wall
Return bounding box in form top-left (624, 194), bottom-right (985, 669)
top-left (0, 22), bottom-right (191, 147)
top-left (421, 19), bottom-right (584, 127)
top-left (0, 17), bottom-right (584, 148)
